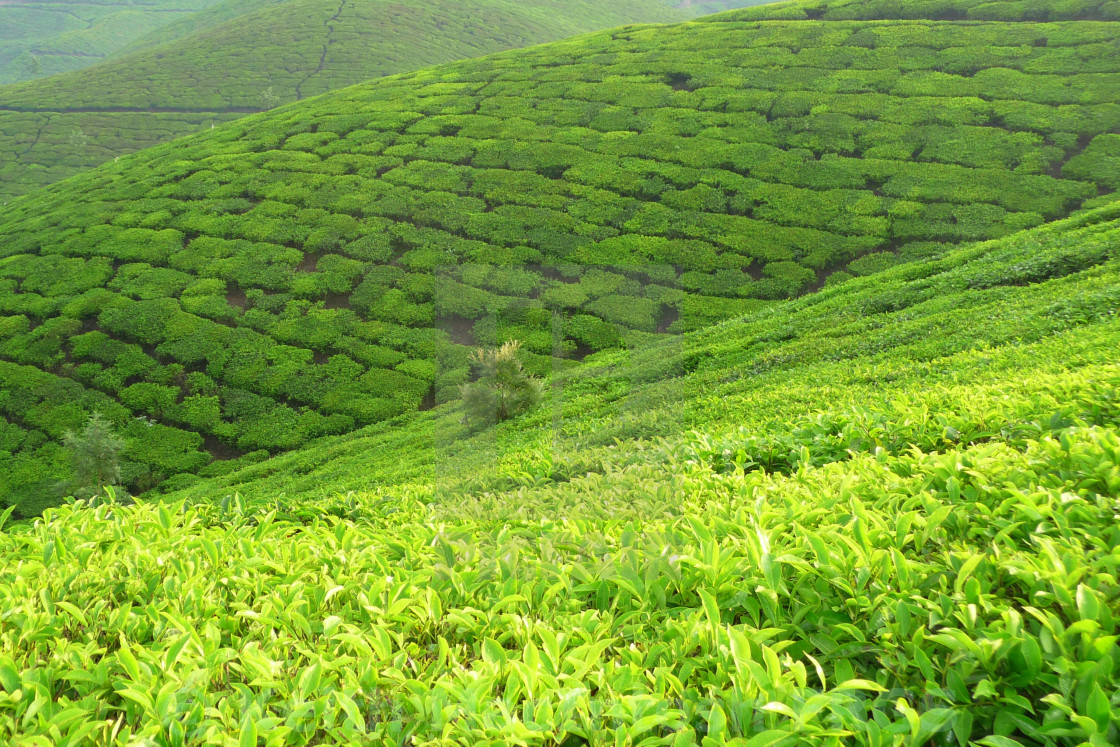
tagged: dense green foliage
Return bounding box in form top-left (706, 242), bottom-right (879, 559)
top-left (0, 0), bottom-right (225, 85)
top-left (1, 194), bottom-right (1117, 745)
top-left (1, 0), bottom-right (1117, 514)
top-left (166, 196), bottom-right (1120, 505)
top-left (0, 0), bottom-right (685, 201)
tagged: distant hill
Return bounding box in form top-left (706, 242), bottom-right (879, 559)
top-left (0, 0), bottom-right (1117, 514)
top-left (0, 0), bottom-right (686, 201)
top-left (117, 0), bottom-right (289, 54)
top-left (0, 0), bottom-right (226, 85)
top-left (674, 0), bottom-right (777, 16)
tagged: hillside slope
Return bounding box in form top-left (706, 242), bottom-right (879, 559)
top-left (0, 0), bottom-right (225, 85)
top-left (164, 196), bottom-right (1120, 505)
top-left (115, 0), bottom-right (289, 54)
top-left (1, 0), bottom-right (1117, 514)
top-left (1, 195), bottom-right (1117, 745)
top-left (121, 0), bottom-right (765, 51)
top-left (0, 0), bottom-right (685, 201)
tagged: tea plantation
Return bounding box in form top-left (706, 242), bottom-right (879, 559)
top-left (0, 0), bottom-right (687, 201)
top-left (1, 186), bottom-right (1118, 744)
top-left (0, 0), bottom-right (228, 85)
top-left (2, 0), bottom-right (1119, 514)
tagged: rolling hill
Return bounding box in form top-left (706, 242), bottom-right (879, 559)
top-left (1, 187), bottom-right (1117, 744)
top-left (0, 0), bottom-right (227, 85)
top-left (1, 0), bottom-right (1118, 516)
top-left (113, 0), bottom-right (289, 54)
top-left (0, 0), bottom-right (687, 201)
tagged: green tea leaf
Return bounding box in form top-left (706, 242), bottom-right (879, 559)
top-left (707, 703), bottom-right (727, 741)
top-left (482, 638), bottom-right (507, 667)
top-left (1076, 585), bottom-right (1101, 622)
top-left (833, 679), bottom-right (886, 692)
top-left (976, 737), bottom-right (1025, 747)
top-left (239, 718), bottom-right (257, 747)
top-left (1085, 683), bottom-right (1111, 732)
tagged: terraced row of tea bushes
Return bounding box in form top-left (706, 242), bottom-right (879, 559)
top-left (0, 0), bottom-right (685, 201)
top-left (6, 1), bottom-right (1120, 202)
top-left (7, 14), bottom-right (1115, 251)
top-left (1, 206), bottom-right (1118, 746)
top-left (0, 0), bottom-right (223, 85)
top-left (1, 6), bottom-right (1118, 512)
top-left (0, 358), bottom-right (213, 519)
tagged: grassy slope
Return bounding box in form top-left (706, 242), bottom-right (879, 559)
top-left (0, 0), bottom-right (685, 201)
top-left (1, 198), bottom-right (1117, 745)
top-left (167, 197), bottom-right (1120, 505)
top-left (120, 0), bottom-right (760, 51)
top-left (1, 0), bottom-right (1117, 515)
top-left (0, 0), bottom-right (225, 85)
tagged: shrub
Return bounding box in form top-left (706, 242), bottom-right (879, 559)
top-left (60, 412), bottom-right (124, 499)
top-left (459, 340), bottom-right (543, 428)
top-left (848, 251), bottom-right (902, 276)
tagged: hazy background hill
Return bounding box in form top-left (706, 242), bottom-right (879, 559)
top-left (0, 0), bottom-right (696, 201)
top-left (0, 0), bottom-right (227, 85)
top-left (1, 0), bottom-right (750, 85)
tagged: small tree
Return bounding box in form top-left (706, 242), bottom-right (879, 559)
top-left (259, 85), bottom-right (281, 109)
top-left (23, 55), bottom-right (42, 78)
top-left (459, 340), bottom-right (543, 427)
top-left (62, 413), bottom-right (125, 498)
